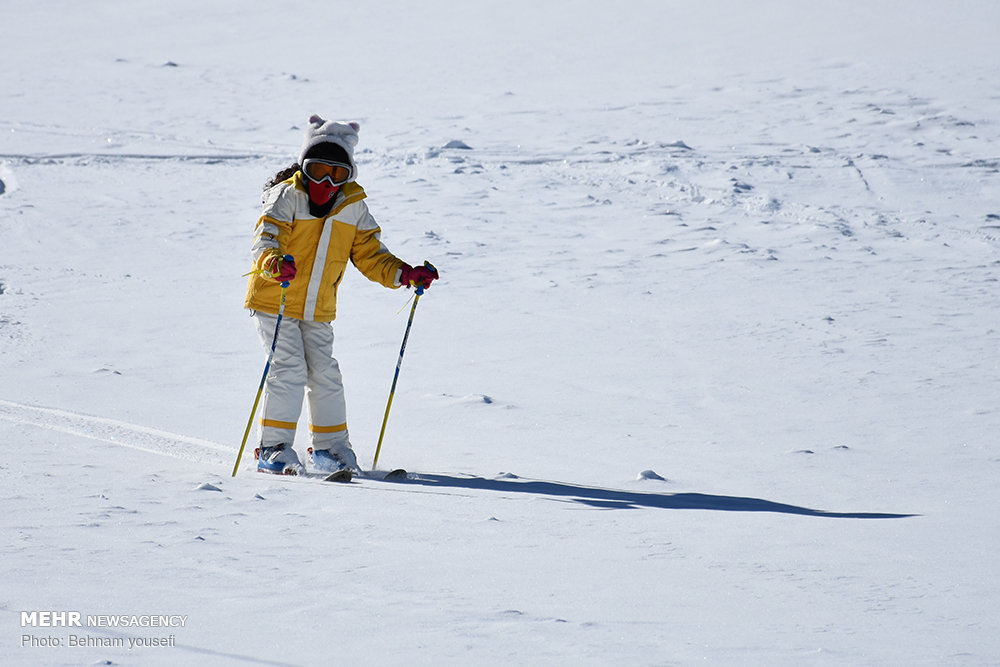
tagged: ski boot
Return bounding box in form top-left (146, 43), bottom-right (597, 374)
top-left (309, 445), bottom-right (358, 482)
top-left (255, 444), bottom-right (303, 475)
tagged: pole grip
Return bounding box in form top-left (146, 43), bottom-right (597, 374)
top-left (280, 254), bottom-right (294, 288)
top-left (413, 260), bottom-right (438, 296)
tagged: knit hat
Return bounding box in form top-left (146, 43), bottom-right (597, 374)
top-left (299, 115), bottom-right (360, 182)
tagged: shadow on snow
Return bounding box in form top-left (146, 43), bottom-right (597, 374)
top-left (400, 474), bottom-right (916, 519)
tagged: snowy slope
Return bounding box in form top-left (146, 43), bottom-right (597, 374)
top-left (2, 1), bottom-right (999, 665)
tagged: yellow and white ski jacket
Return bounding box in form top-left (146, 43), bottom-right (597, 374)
top-left (244, 173), bottom-right (404, 321)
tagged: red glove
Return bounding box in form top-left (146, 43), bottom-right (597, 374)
top-left (268, 255), bottom-right (297, 283)
top-left (400, 263), bottom-right (438, 290)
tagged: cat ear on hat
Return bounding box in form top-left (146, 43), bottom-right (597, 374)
top-left (306, 114), bottom-right (358, 132)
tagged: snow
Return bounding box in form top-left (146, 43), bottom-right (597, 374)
top-left (2, 0), bottom-right (999, 664)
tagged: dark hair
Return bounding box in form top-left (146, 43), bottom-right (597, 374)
top-left (264, 163), bottom-right (300, 191)
top-left (305, 142), bottom-right (350, 163)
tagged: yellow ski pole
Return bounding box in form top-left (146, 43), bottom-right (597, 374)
top-left (372, 262), bottom-right (436, 470)
top-left (232, 256), bottom-right (293, 476)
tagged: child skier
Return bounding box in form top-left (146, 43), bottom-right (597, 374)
top-left (244, 115), bottom-right (438, 475)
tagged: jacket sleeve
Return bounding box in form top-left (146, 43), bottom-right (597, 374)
top-left (250, 183), bottom-right (295, 274)
top-left (350, 203), bottom-right (405, 288)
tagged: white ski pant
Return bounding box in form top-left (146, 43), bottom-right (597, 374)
top-left (253, 312), bottom-right (349, 450)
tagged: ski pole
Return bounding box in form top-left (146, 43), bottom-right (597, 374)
top-left (232, 255), bottom-right (293, 477)
top-left (372, 262), bottom-right (436, 470)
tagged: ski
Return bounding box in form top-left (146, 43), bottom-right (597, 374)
top-left (362, 468), bottom-right (408, 481)
top-left (323, 468), bottom-right (353, 483)
top-left (254, 467), bottom-right (408, 483)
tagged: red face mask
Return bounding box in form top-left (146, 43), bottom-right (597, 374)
top-left (307, 178), bottom-right (339, 206)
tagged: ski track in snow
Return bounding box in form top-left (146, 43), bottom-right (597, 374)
top-left (0, 398), bottom-right (230, 467)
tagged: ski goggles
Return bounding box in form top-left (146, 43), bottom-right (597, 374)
top-left (302, 159), bottom-right (353, 186)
